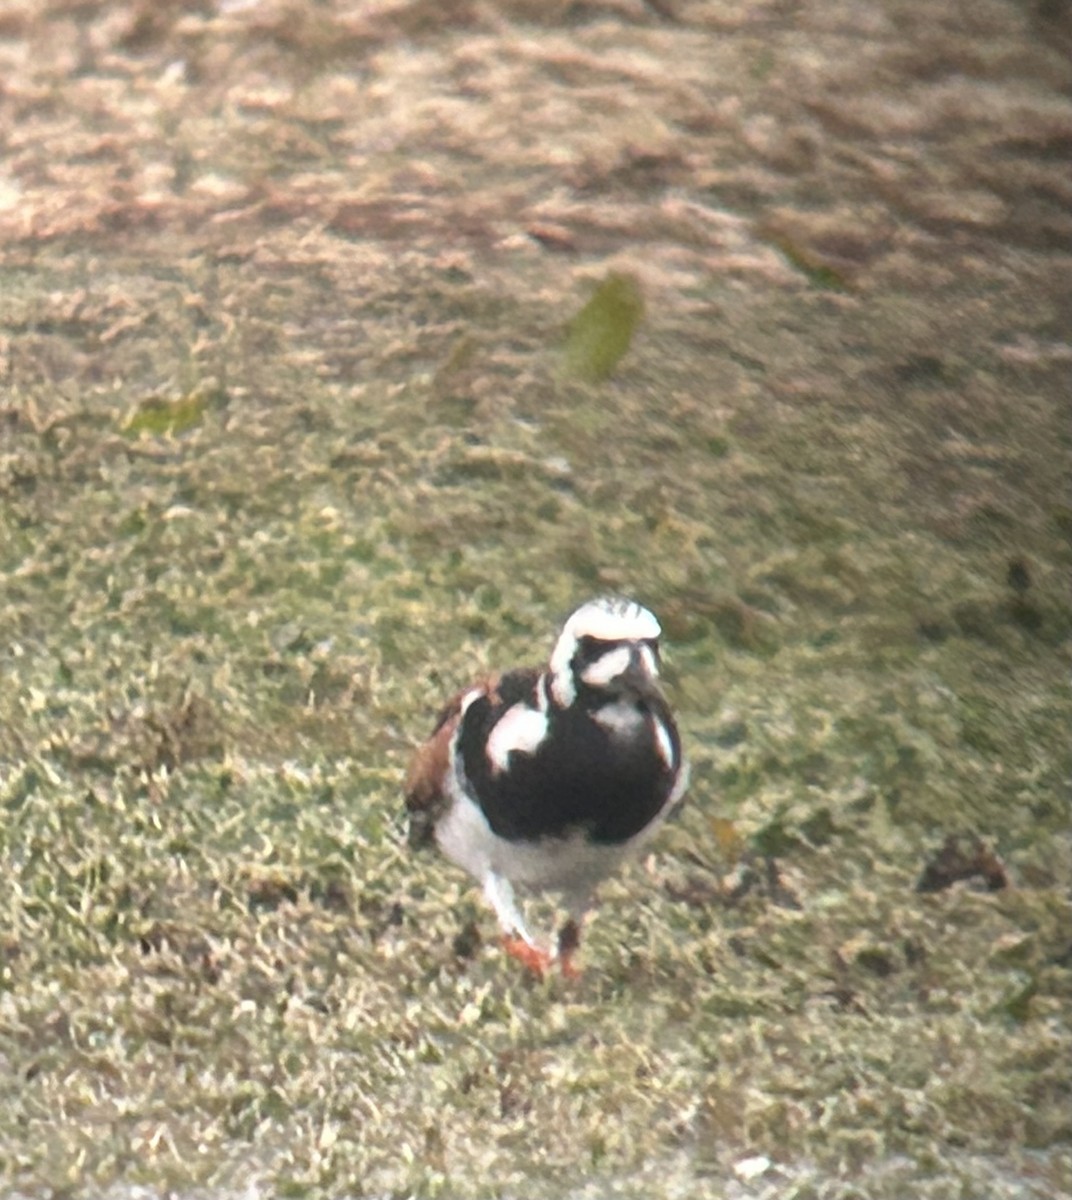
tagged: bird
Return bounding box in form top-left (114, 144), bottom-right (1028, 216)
top-left (404, 596), bottom-right (688, 977)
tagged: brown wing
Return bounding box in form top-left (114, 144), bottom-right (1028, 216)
top-left (404, 673), bottom-right (501, 849)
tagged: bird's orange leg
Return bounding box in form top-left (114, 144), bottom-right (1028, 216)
top-left (502, 935), bottom-right (553, 978)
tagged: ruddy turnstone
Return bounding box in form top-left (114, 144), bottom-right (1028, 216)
top-left (404, 597), bottom-right (688, 976)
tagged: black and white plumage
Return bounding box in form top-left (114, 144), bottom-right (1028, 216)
top-left (404, 597), bottom-right (688, 976)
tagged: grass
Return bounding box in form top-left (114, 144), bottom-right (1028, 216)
top-left (1, 1), bottom-right (1071, 1197)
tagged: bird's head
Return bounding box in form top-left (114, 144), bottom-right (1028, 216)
top-left (548, 597), bottom-right (663, 708)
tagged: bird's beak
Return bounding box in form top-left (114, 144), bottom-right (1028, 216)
top-left (614, 648), bottom-right (660, 698)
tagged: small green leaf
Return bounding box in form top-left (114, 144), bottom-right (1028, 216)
top-left (773, 237), bottom-right (849, 291)
top-left (122, 390), bottom-right (208, 437)
top-left (562, 272), bottom-right (644, 382)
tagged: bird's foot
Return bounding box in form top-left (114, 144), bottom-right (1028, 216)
top-left (502, 935), bottom-right (553, 978)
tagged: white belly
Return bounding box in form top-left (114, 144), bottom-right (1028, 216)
top-left (435, 785), bottom-right (667, 896)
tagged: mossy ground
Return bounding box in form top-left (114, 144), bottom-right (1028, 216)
top-left (1, 1), bottom-right (1071, 1197)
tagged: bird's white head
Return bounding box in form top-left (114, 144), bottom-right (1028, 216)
top-left (548, 597), bottom-right (663, 708)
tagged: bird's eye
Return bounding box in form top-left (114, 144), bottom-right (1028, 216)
top-left (575, 636), bottom-right (603, 665)
top-left (643, 637), bottom-right (661, 663)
